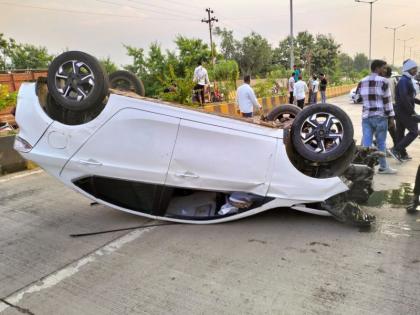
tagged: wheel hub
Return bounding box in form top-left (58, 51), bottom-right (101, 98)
top-left (55, 60), bottom-right (95, 102)
top-left (300, 112), bottom-right (344, 154)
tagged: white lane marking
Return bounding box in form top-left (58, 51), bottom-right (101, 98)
top-left (0, 227), bottom-right (154, 313)
top-left (0, 169), bottom-right (43, 184)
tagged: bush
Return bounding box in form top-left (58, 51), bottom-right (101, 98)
top-left (0, 84), bottom-right (17, 111)
top-left (253, 77), bottom-right (273, 98)
top-left (212, 60), bottom-right (239, 83)
top-left (158, 65), bottom-right (196, 105)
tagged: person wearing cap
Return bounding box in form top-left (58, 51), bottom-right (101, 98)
top-left (389, 59), bottom-right (420, 162)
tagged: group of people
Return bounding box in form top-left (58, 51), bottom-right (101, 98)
top-left (288, 65), bottom-right (328, 109)
top-left (358, 59), bottom-right (419, 212)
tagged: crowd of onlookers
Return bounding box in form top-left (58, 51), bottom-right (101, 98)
top-left (356, 58), bottom-right (419, 212)
top-left (232, 58), bottom-right (419, 212)
top-left (287, 65), bottom-right (328, 108)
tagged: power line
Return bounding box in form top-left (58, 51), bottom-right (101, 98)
top-left (153, 0), bottom-right (204, 11)
top-left (0, 2), bottom-right (194, 20)
top-left (125, 0), bottom-right (201, 19)
top-left (94, 0), bottom-right (196, 20)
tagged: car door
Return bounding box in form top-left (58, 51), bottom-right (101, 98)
top-left (165, 119), bottom-right (277, 196)
top-left (62, 108), bottom-right (180, 184)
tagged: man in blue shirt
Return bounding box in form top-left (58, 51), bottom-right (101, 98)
top-left (390, 59), bottom-right (420, 162)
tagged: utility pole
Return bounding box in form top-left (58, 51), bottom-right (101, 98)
top-left (289, 0), bottom-right (294, 70)
top-left (384, 24), bottom-right (405, 66)
top-left (201, 8), bottom-right (218, 65)
top-left (398, 37), bottom-right (414, 62)
top-left (355, 0), bottom-right (379, 62)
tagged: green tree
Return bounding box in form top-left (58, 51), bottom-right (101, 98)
top-left (239, 32), bottom-right (272, 76)
top-left (174, 36), bottom-right (211, 76)
top-left (214, 27), bottom-right (239, 61)
top-left (272, 31), bottom-right (340, 78)
top-left (212, 59), bottom-right (239, 83)
top-left (215, 29), bottom-right (272, 76)
top-left (0, 33), bottom-right (17, 70)
top-left (211, 59), bottom-right (239, 101)
top-left (310, 34), bottom-right (341, 76)
top-left (99, 57), bottom-right (118, 74)
top-left (124, 45), bottom-right (147, 78)
top-left (9, 44), bottom-right (53, 69)
top-left (272, 31), bottom-right (315, 70)
top-left (338, 53), bottom-right (353, 76)
top-left (353, 53), bottom-right (369, 72)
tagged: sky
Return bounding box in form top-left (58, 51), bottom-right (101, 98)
top-left (0, 0), bottom-right (419, 67)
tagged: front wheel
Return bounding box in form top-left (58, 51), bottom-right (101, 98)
top-left (47, 51), bottom-right (109, 112)
top-left (291, 103), bottom-right (354, 163)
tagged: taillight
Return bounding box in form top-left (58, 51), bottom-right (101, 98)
top-left (14, 136), bottom-right (33, 153)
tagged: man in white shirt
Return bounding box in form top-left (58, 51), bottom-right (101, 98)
top-left (288, 73), bottom-right (295, 104)
top-left (293, 75), bottom-right (308, 109)
top-left (193, 60), bottom-right (209, 106)
top-left (310, 75), bottom-right (319, 104)
top-left (236, 75), bottom-right (262, 117)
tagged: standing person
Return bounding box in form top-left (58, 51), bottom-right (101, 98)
top-left (236, 75), bottom-right (262, 118)
top-left (383, 66), bottom-right (398, 148)
top-left (293, 75), bottom-right (308, 109)
top-left (193, 60), bottom-right (209, 106)
top-left (390, 59), bottom-right (420, 162)
top-left (319, 73), bottom-right (328, 103)
top-left (407, 164), bottom-right (420, 213)
top-left (359, 59), bottom-right (397, 174)
top-left (307, 76), bottom-right (313, 105)
top-left (293, 65), bottom-right (300, 82)
top-left (288, 72), bottom-right (295, 104)
top-left (310, 75), bottom-right (319, 104)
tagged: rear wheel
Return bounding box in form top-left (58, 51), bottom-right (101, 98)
top-left (47, 51), bottom-right (109, 112)
top-left (109, 70), bottom-right (145, 96)
top-left (266, 104), bottom-right (301, 125)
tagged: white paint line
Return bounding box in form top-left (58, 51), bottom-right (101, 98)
top-left (0, 169), bottom-right (43, 184)
top-left (0, 227), bottom-right (154, 313)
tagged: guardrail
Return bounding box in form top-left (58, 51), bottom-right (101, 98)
top-left (0, 71), bottom-right (48, 92)
top-left (203, 84), bottom-right (357, 116)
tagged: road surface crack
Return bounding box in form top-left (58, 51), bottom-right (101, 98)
top-left (0, 298), bottom-right (34, 315)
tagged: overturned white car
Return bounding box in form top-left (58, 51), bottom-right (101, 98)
top-left (14, 52), bottom-right (377, 226)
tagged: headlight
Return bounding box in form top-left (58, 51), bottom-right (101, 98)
top-left (14, 136), bottom-right (33, 153)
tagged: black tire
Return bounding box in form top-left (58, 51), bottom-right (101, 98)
top-left (46, 93), bottom-right (105, 126)
top-left (291, 103), bottom-right (354, 163)
top-left (266, 104), bottom-right (301, 123)
top-left (109, 70), bottom-right (145, 96)
top-left (47, 51), bottom-right (109, 112)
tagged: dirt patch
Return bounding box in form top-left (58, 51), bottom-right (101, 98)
top-left (0, 189), bottom-right (40, 205)
top-left (314, 286), bottom-right (346, 303)
top-left (248, 239), bottom-right (267, 245)
top-left (309, 241), bottom-right (330, 247)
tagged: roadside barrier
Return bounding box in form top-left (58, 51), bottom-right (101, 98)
top-left (0, 71), bottom-right (48, 92)
top-left (203, 84), bottom-right (356, 116)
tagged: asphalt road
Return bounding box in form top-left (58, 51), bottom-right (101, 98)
top-left (1, 94), bottom-right (420, 315)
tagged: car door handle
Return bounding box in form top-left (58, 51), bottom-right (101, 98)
top-left (78, 159), bottom-right (103, 166)
top-left (175, 172), bottom-right (199, 179)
